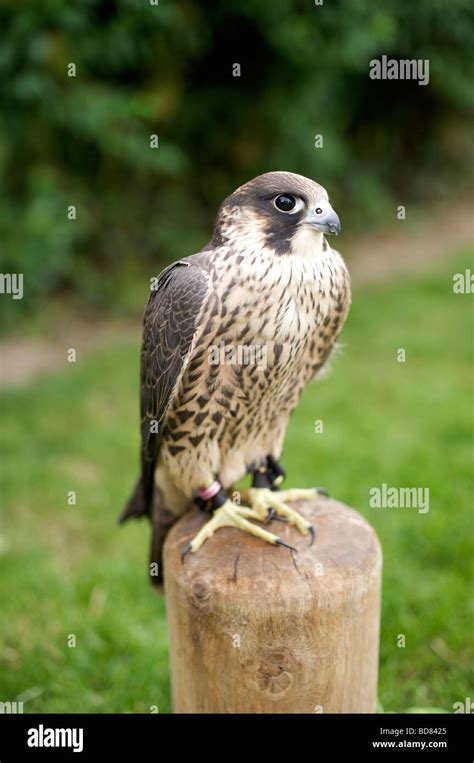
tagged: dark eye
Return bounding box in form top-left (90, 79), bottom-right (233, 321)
top-left (315, 207), bottom-right (323, 215)
top-left (274, 194), bottom-right (296, 212)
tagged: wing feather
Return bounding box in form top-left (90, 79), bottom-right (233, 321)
top-left (139, 259), bottom-right (211, 512)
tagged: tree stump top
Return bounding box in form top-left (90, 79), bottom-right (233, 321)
top-left (165, 496), bottom-right (381, 602)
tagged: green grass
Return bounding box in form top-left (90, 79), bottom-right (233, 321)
top-left (1, 251), bottom-right (472, 713)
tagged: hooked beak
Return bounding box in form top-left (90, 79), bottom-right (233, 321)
top-left (303, 206), bottom-right (341, 235)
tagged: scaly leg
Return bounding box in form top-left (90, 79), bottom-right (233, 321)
top-left (182, 469), bottom-right (328, 559)
top-left (251, 456), bottom-right (328, 503)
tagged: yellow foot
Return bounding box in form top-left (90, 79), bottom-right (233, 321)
top-left (242, 488), bottom-right (318, 543)
top-left (181, 499), bottom-right (296, 560)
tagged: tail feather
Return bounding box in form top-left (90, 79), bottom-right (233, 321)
top-left (118, 478), bottom-right (148, 524)
top-left (149, 499), bottom-right (179, 589)
top-left (119, 477), bottom-right (179, 589)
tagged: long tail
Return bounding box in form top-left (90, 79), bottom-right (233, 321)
top-left (118, 477), bottom-right (149, 523)
top-left (119, 478), bottom-right (179, 588)
top-left (149, 496), bottom-right (179, 588)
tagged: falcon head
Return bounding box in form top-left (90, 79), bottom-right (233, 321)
top-left (212, 171), bottom-right (341, 253)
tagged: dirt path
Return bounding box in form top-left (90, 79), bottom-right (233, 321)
top-left (347, 198), bottom-right (473, 285)
top-left (1, 200), bottom-right (472, 388)
top-left (1, 319), bottom-right (138, 389)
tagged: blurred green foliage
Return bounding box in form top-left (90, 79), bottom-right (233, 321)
top-left (0, 0), bottom-right (473, 311)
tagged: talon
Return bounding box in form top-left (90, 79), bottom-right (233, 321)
top-left (308, 526), bottom-right (316, 546)
top-left (276, 538), bottom-right (298, 553)
top-left (266, 508), bottom-right (288, 524)
top-left (181, 542), bottom-right (193, 562)
top-left (314, 486), bottom-right (329, 497)
top-left (265, 507), bottom-right (275, 523)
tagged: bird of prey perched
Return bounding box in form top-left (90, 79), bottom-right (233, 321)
top-left (120, 171), bottom-right (351, 587)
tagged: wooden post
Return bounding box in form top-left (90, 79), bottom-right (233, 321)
top-left (163, 496), bottom-right (382, 713)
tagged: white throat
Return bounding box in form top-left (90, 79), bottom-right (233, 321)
top-left (290, 226), bottom-right (326, 260)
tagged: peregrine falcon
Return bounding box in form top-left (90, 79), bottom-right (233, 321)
top-left (120, 171), bottom-right (351, 586)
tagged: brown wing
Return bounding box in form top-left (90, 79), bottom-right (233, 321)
top-left (120, 259), bottom-right (211, 523)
